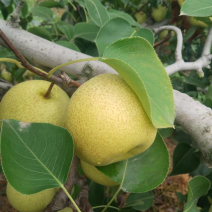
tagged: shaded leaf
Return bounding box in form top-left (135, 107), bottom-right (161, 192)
top-left (97, 133), bottom-right (169, 193)
top-left (85, 0), bottom-right (109, 26)
top-left (28, 27), bottom-right (52, 41)
top-left (108, 9), bottom-right (141, 28)
top-left (158, 128), bottom-right (174, 138)
top-left (31, 6), bottom-right (53, 21)
top-left (170, 143), bottom-right (200, 176)
top-left (175, 191), bottom-right (186, 203)
top-left (101, 37), bottom-right (174, 128)
top-left (38, 1), bottom-right (64, 8)
top-left (57, 22), bottom-right (74, 41)
top-left (1, 120), bottom-right (74, 194)
top-left (184, 176), bottom-right (211, 212)
top-left (124, 192), bottom-right (154, 210)
top-left (56, 41), bottom-right (80, 52)
top-left (74, 23), bottom-right (100, 42)
top-left (1, 0), bottom-right (11, 7)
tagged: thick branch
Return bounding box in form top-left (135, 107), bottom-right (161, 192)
top-left (202, 27), bottom-right (212, 56)
top-left (174, 90), bottom-right (212, 167)
top-left (0, 81), bottom-right (13, 89)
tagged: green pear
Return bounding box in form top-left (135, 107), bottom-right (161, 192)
top-left (81, 160), bottom-right (119, 186)
top-left (58, 207), bottom-right (73, 212)
top-left (6, 183), bottom-right (58, 212)
top-left (1, 70), bottom-right (12, 82)
top-left (188, 16), bottom-right (207, 28)
top-left (65, 74), bottom-right (157, 166)
top-left (159, 30), bottom-right (175, 40)
top-left (151, 5), bottom-right (167, 22)
top-left (0, 80), bottom-right (69, 127)
top-left (134, 11), bottom-right (147, 24)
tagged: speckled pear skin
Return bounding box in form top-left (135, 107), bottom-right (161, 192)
top-left (81, 160), bottom-right (119, 186)
top-left (0, 80), bottom-right (69, 127)
top-left (65, 74), bottom-right (157, 166)
top-left (58, 207), bottom-right (73, 212)
top-left (6, 183), bottom-right (58, 212)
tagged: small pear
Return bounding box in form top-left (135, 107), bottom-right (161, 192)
top-left (1, 70), bottom-right (12, 82)
top-left (6, 183), bottom-right (58, 212)
top-left (58, 207), bottom-right (73, 212)
top-left (134, 11), bottom-right (147, 24)
top-left (81, 160), bottom-right (119, 186)
top-left (151, 5), bottom-right (167, 22)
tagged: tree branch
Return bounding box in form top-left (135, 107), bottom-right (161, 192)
top-left (154, 25), bottom-right (212, 76)
top-left (0, 81), bottom-right (13, 89)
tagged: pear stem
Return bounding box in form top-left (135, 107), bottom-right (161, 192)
top-left (44, 82), bottom-right (55, 99)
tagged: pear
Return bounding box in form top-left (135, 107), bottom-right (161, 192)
top-left (151, 5), bottom-right (167, 22)
top-left (65, 74), bottom-right (157, 166)
top-left (1, 70), bottom-right (12, 82)
top-left (134, 11), bottom-right (147, 24)
top-left (81, 160), bottom-right (119, 186)
top-left (188, 16), bottom-right (207, 28)
top-left (0, 80), bottom-right (69, 127)
top-left (6, 183), bottom-right (58, 212)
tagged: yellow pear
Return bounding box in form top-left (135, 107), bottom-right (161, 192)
top-left (1, 70), bottom-right (12, 82)
top-left (188, 16), bottom-right (207, 28)
top-left (81, 160), bottom-right (119, 186)
top-left (134, 11), bottom-right (147, 24)
top-left (151, 5), bottom-right (167, 22)
top-left (58, 207), bottom-right (73, 212)
top-left (0, 80), bottom-right (69, 127)
top-left (65, 74), bottom-right (157, 166)
top-left (6, 183), bottom-right (58, 212)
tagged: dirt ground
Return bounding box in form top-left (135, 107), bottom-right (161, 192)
top-left (0, 136), bottom-right (191, 212)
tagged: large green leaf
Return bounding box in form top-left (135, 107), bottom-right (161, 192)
top-left (1, 120), bottom-right (74, 194)
top-left (124, 192), bottom-right (154, 211)
top-left (74, 23), bottom-right (100, 42)
top-left (97, 133), bottom-right (169, 193)
top-left (31, 6), bottom-right (53, 21)
top-left (96, 17), bottom-right (134, 56)
top-left (57, 22), bottom-right (74, 41)
top-left (184, 176), bottom-right (211, 212)
top-left (101, 37), bottom-right (174, 128)
top-left (108, 9), bottom-right (141, 28)
top-left (181, 0), bottom-right (212, 17)
top-left (170, 143), bottom-right (200, 176)
top-left (84, 0), bottom-right (110, 26)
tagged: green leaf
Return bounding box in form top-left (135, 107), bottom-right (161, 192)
top-left (206, 85), bottom-right (212, 99)
top-left (124, 192), bottom-right (154, 210)
top-left (84, 0), bottom-right (109, 26)
top-left (175, 191), bottom-right (186, 203)
top-left (57, 22), bottom-right (74, 41)
top-left (101, 37), bottom-right (174, 128)
top-left (204, 98), bottom-right (212, 108)
top-left (158, 128), bottom-right (174, 138)
top-left (31, 6), bottom-right (53, 21)
top-left (89, 182), bottom-right (105, 207)
top-left (28, 27), bottom-right (52, 41)
top-left (96, 17), bottom-right (134, 56)
top-left (133, 28), bottom-right (154, 46)
top-left (97, 133), bottom-right (169, 193)
top-left (75, 0), bottom-right (86, 7)
top-left (185, 77), bottom-right (206, 89)
top-left (190, 163), bottom-right (212, 177)
top-left (1, 120), bottom-right (74, 194)
top-left (183, 26), bottom-right (196, 43)
top-left (108, 9), bottom-right (141, 28)
top-left (38, 1), bottom-right (64, 8)
top-left (56, 41), bottom-right (80, 52)
top-left (21, 1), bottom-right (28, 18)
top-left (74, 23), bottom-right (100, 42)
top-left (181, 0), bottom-right (212, 17)
top-left (184, 176), bottom-right (211, 212)
top-left (1, 0), bottom-right (11, 7)
top-left (170, 143), bottom-right (200, 176)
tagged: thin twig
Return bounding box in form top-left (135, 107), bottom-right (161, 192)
top-left (154, 31), bottom-right (171, 48)
top-left (44, 82), bottom-right (55, 99)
